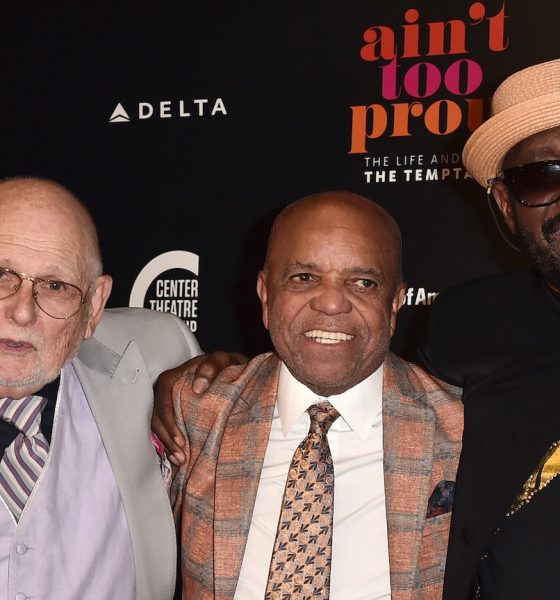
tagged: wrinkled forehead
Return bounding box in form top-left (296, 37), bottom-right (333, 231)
top-left (0, 197), bottom-right (89, 281)
top-left (276, 200), bottom-right (397, 240)
top-left (268, 203), bottom-right (401, 277)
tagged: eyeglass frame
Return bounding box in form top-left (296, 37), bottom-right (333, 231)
top-left (0, 267), bottom-right (88, 319)
top-left (487, 159), bottom-right (560, 208)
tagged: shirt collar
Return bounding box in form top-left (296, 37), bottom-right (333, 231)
top-left (277, 362), bottom-right (384, 441)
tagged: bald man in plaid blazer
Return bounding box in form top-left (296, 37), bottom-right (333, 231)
top-left (171, 192), bottom-right (462, 600)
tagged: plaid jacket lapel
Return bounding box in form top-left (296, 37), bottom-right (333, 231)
top-left (174, 353), bottom-right (280, 600)
top-left (213, 356), bottom-right (279, 599)
top-left (382, 352), bottom-right (463, 600)
top-left (383, 352), bottom-right (431, 599)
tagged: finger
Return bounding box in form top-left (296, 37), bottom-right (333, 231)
top-left (159, 400), bottom-right (185, 448)
top-left (192, 375), bottom-right (211, 394)
top-left (192, 351), bottom-right (229, 378)
top-left (154, 367), bottom-right (187, 443)
top-left (169, 452), bottom-right (186, 467)
top-left (191, 351), bottom-right (245, 393)
top-left (152, 414), bottom-right (187, 465)
top-left (151, 413), bottom-right (176, 451)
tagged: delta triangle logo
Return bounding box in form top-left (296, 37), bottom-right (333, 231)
top-left (109, 103), bottom-right (131, 123)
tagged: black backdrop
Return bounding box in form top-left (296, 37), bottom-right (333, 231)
top-left (1, 1), bottom-right (555, 359)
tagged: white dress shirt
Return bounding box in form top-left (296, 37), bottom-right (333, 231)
top-left (234, 363), bottom-right (391, 600)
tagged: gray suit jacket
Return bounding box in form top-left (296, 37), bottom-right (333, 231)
top-left (73, 307), bottom-right (201, 600)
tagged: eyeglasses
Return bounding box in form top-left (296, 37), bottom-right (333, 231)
top-left (488, 160), bottom-right (560, 208)
top-left (0, 267), bottom-right (87, 319)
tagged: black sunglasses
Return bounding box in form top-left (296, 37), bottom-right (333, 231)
top-left (489, 160), bottom-right (560, 208)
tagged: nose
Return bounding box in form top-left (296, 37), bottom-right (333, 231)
top-left (309, 283), bottom-right (352, 315)
top-left (1, 281), bottom-right (38, 326)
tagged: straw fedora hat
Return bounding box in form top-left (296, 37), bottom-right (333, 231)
top-left (463, 58), bottom-right (560, 187)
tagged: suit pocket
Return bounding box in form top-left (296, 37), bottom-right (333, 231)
top-left (423, 510), bottom-right (452, 535)
top-left (420, 511), bottom-right (452, 553)
top-left (416, 511), bottom-right (452, 591)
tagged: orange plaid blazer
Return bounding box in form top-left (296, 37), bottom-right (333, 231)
top-left (172, 352), bottom-right (463, 600)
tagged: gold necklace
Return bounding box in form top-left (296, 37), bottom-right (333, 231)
top-left (508, 440), bottom-right (560, 516)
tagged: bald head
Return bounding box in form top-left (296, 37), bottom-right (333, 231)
top-left (257, 190), bottom-right (406, 396)
top-left (0, 177), bottom-right (102, 282)
top-left (265, 191), bottom-right (403, 287)
top-left (0, 176), bottom-right (113, 399)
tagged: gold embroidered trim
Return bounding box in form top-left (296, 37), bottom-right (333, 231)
top-left (508, 440), bottom-right (560, 516)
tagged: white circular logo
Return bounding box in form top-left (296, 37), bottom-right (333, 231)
top-left (129, 250), bottom-right (200, 332)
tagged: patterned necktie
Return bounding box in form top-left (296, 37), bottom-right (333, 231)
top-left (266, 401), bottom-right (340, 599)
top-left (0, 395), bottom-right (49, 520)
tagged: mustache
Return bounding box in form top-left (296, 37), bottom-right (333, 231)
top-left (542, 213), bottom-right (560, 238)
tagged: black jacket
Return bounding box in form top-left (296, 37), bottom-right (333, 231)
top-left (417, 270), bottom-right (560, 600)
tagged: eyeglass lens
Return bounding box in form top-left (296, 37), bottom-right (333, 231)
top-left (504, 161), bottom-right (560, 207)
top-left (0, 269), bottom-right (82, 318)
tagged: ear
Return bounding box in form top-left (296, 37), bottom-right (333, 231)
top-left (256, 270), bottom-right (269, 331)
top-left (389, 282), bottom-right (406, 337)
top-left (84, 275), bottom-right (113, 339)
top-left (492, 183), bottom-right (518, 234)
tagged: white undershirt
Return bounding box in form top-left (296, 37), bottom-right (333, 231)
top-left (234, 362), bottom-right (391, 600)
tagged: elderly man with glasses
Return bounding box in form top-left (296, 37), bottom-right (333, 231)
top-left (416, 59), bottom-right (560, 600)
top-left (0, 177), bottom-right (201, 600)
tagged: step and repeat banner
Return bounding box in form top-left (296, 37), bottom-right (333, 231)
top-left (0, 1), bottom-right (556, 358)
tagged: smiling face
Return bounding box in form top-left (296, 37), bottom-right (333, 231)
top-left (0, 179), bottom-right (112, 399)
top-left (493, 126), bottom-right (560, 290)
top-left (257, 192), bottom-right (405, 396)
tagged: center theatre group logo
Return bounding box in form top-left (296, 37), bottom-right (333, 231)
top-left (349, 2), bottom-right (508, 152)
top-left (108, 98), bottom-right (227, 123)
top-left (129, 250), bottom-right (199, 332)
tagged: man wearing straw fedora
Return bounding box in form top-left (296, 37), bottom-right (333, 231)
top-left (417, 58), bottom-right (560, 600)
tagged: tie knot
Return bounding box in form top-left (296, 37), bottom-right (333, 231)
top-left (0, 395), bottom-right (48, 434)
top-left (307, 401), bottom-right (340, 436)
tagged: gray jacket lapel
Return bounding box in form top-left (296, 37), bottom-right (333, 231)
top-left (73, 336), bottom-right (176, 600)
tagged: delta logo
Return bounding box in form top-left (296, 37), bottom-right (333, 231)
top-left (108, 98), bottom-right (227, 123)
top-left (350, 2), bottom-right (509, 150)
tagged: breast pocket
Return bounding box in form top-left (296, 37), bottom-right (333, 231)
top-left (416, 511), bottom-right (453, 589)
